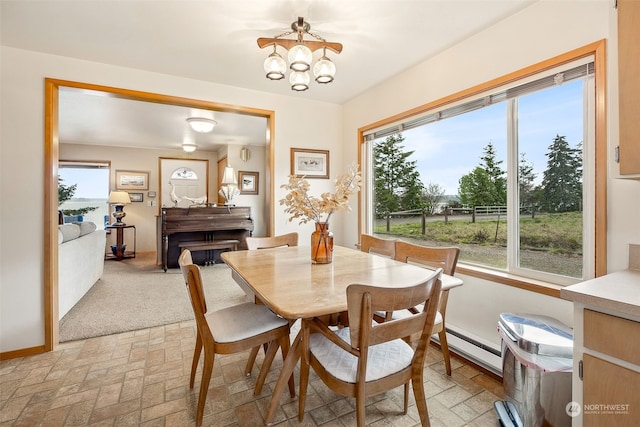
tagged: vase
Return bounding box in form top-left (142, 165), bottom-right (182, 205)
top-left (311, 222), bottom-right (333, 264)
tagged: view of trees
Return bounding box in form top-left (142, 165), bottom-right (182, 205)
top-left (374, 133), bottom-right (583, 216)
top-left (58, 178), bottom-right (99, 216)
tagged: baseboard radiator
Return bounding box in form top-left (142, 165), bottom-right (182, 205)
top-left (436, 325), bottom-right (503, 377)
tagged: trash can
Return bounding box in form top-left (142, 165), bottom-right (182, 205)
top-left (494, 313), bottom-right (574, 427)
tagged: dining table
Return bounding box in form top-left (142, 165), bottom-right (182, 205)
top-left (221, 244), bottom-right (464, 425)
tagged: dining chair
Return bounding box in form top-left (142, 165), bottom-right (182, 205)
top-left (392, 240), bottom-right (461, 376)
top-left (178, 249), bottom-right (294, 427)
top-left (244, 232), bottom-right (298, 376)
top-left (298, 268), bottom-right (443, 426)
top-left (359, 233), bottom-right (397, 258)
top-left (245, 232), bottom-right (298, 250)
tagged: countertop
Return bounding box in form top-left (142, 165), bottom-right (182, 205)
top-left (560, 269), bottom-right (640, 318)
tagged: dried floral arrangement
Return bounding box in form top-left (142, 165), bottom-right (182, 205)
top-left (280, 162), bottom-right (362, 224)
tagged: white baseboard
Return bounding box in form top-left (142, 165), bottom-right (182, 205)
top-left (439, 325), bottom-right (503, 377)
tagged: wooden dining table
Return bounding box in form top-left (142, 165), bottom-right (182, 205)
top-left (221, 245), bottom-right (463, 425)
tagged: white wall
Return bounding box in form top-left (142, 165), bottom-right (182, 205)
top-left (0, 47), bottom-right (342, 353)
top-left (341, 0), bottom-right (640, 358)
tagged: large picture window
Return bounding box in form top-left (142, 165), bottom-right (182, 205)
top-left (360, 43), bottom-right (605, 287)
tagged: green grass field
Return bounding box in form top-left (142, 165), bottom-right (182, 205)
top-left (374, 211), bottom-right (582, 255)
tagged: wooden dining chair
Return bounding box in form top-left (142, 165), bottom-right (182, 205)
top-left (178, 249), bottom-right (294, 427)
top-left (359, 233), bottom-right (397, 258)
top-left (244, 232), bottom-right (298, 376)
top-left (298, 268), bottom-right (443, 426)
top-left (392, 241), bottom-right (461, 376)
top-left (245, 232), bottom-right (298, 250)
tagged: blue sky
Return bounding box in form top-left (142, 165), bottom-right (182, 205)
top-left (399, 79), bottom-right (584, 195)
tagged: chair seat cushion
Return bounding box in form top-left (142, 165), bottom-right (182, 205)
top-left (309, 327), bottom-right (414, 383)
top-left (207, 302), bottom-right (288, 343)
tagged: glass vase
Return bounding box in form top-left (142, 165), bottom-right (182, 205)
top-left (311, 222), bottom-right (333, 264)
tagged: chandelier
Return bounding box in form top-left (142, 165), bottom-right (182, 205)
top-left (258, 17), bottom-right (343, 91)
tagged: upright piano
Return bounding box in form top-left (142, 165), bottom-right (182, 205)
top-left (161, 206), bottom-right (254, 271)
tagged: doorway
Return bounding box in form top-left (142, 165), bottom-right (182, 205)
top-left (45, 78), bottom-right (275, 349)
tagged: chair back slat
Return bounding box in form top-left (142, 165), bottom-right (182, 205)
top-left (246, 232), bottom-right (298, 250)
top-left (346, 268), bottom-right (442, 348)
top-left (359, 234), bottom-right (396, 258)
top-left (394, 241), bottom-right (460, 276)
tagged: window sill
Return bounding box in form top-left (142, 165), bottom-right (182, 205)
top-left (456, 263), bottom-right (565, 298)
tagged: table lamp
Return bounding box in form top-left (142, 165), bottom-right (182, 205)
top-left (219, 165), bottom-right (240, 205)
top-left (108, 191), bottom-right (131, 225)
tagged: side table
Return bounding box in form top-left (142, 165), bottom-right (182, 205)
top-left (105, 224), bottom-right (136, 260)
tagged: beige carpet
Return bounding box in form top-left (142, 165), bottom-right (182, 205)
top-left (59, 252), bottom-right (249, 342)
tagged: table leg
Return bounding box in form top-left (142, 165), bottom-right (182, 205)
top-left (264, 329), bottom-right (302, 425)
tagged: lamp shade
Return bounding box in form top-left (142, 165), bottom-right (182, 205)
top-left (108, 191), bottom-right (131, 205)
top-left (221, 166), bottom-right (237, 185)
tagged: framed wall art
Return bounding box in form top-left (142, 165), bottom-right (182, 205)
top-left (290, 148), bottom-right (329, 179)
top-left (128, 193), bottom-right (143, 202)
top-left (115, 170), bottom-right (149, 190)
top-left (239, 171), bottom-right (259, 195)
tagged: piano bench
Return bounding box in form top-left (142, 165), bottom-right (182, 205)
top-left (178, 239), bottom-right (239, 265)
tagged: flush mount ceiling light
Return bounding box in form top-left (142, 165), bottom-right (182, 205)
top-left (258, 17), bottom-right (342, 91)
top-left (186, 117), bottom-right (217, 133)
top-left (182, 142), bottom-right (197, 153)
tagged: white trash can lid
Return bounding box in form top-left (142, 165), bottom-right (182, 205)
top-left (498, 313), bottom-right (573, 358)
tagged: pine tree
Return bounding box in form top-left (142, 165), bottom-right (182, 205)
top-left (518, 152), bottom-right (538, 210)
top-left (541, 135), bottom-right (582, 212)
top-left (457, 141), bottom-right (506, 207)
top-left (373, 134), bottom-right (424, 218)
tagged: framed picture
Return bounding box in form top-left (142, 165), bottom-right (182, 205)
top-left (290, 148), bottom-right (330, 179)
top-left (129, 192), bottom-right (143, 202)
top-left (239, 171), bottom-right (259, 195)
top-left (115, 170), bottom-right (149, 190)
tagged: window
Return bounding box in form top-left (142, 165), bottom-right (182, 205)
top-left (360, 43), bottom-right (606, 287)
top-left (59, 161), bottom-right (110, 229)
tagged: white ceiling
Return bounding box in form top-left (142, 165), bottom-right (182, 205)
top-left (1, 0), bottom-right (535, 151)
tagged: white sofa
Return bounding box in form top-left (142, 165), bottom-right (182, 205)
top-left (58, 222), bottom-right (107, 320)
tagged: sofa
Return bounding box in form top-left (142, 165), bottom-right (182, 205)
top-left (58, 222), bottom-right (107, 320)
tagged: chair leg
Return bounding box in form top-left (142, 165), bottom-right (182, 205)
top-left (278, 333), bottom-right (295, 398)
top-left (190, 333), bottom-right (203, 388)
top-left (411, 373), bottom-right (431, 427)
top-left (196, 349), bottom-right (214, 427)
top-left (297, 348), bottom-right (310, 422)
top-left (403, 382), bottom-right (409, 414)
top-left (254, 340), bottom-right (279, 396)
top-left (244, 345), bottom-right (260, 376)
top-left (439, 328), bottom-right (452, 376)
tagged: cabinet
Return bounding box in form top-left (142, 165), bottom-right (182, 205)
top-left (561, 268), bottom-right (640, 426)
top-left (618, 0), bottom-right (640, 176)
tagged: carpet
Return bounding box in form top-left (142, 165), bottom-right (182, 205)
top-left (59, 252), bottom-right (249, 342)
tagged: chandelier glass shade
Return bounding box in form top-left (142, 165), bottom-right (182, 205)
top-left (264, 49), bottom-right (286, 80)
top-left (257, 17), bottom-right (342, 92)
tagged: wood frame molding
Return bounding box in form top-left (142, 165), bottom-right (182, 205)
top-left (34, 79), bottom-right (276, 357)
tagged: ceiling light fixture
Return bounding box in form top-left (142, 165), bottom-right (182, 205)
top-left (182, 142), bottom-right (197, 153)
top-left (258, 17), bottom-right (342, 91)
top-left (186, 117), bottom-right (216, 133)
